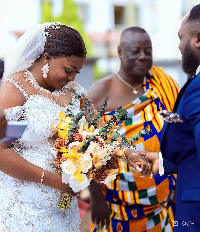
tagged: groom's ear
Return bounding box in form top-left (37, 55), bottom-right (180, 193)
top-left (194, 31), bottom-right (200, 48)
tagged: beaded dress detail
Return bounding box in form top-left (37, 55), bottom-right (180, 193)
top-left (0, 70), bottom-right (86, 232)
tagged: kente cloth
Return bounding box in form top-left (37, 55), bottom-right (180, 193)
top-left (92, 66), bottom-right (179, 232)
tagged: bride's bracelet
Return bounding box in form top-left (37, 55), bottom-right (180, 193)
top-left (40, 170), bottom-right (45, 184)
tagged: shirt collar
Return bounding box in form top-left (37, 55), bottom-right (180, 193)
top-left (196, 65), bottom-right (200, 76)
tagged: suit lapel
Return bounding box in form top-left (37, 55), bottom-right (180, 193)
top-left (172, 77), bottom-right (194, 112)
top-left (161, 77), bottom-right (194, 145)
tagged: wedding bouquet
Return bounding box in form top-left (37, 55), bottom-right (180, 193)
top-left (51, 96), bottom-right (150, 209)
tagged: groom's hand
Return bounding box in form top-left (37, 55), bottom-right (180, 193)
top-left (125, 150), bottom-right (159, 176)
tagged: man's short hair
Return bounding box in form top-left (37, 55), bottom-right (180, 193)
top-left (122, 27), bottom-right (147, 35)
top-left (188, 4), bottom-right (200, 22)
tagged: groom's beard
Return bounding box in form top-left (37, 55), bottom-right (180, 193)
top-left (182, 41), bottom-right (199, 76)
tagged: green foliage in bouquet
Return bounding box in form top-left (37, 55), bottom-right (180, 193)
top-left (67, 94), bottom-right (152, 153)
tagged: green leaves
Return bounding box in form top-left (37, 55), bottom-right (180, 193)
top-left (63, 96), bottom-right (152, 150)
top-left (110, 132), bottom-right (120, 140)
top-left (121, 128), bottom-right (152, 148)
top-left (79, 135), bottom-right (97, 152)
top-left (114, 106), bottom-right (128, 121)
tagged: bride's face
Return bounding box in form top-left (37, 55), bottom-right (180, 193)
top-left (45, 56), bottom-right (85, 90)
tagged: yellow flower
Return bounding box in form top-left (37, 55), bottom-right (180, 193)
top-left (59, 147), bottom-right (71, 160)
top-left (62, 152), bottom-right (71, 160)
top-left (58, 128), bottom-right (68, 140)
top-left (57, 112), bottom-right (72, 140)
top-left (84, 124), bottom-right (94, 133)
top-left (59, 111), bottom-right (72, 123)
top-left (70, 147), bottom-right (81, 162)
top-left (60, 147), bottom-right (69, 153)
top-left (73, 165), bottom-right (83, 182)
top-left (58, 121), bottom-right (68, 130)
top-left (60, 146), bottom-right (80, 163)
top-left (59, 111), bottom-right (66, 120)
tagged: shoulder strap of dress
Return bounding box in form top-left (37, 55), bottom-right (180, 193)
top-left (2, 72), bottom-right (29, 99)
top-left (71, 81), bottom-right (87, 96)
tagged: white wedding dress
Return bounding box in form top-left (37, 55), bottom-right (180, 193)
top-left (0, 70), bottom-right (86, 232)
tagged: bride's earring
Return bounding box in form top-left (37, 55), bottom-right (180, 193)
top-left (41, 63), bottom-right (50, 78)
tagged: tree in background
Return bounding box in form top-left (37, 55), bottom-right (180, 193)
top-left (41, 0), bottom-right (92, 56)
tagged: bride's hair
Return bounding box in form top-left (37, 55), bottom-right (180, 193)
top-left (44, 24), bottom-right (87, 58)
top-left (3, 22), bottom-right (87, 77)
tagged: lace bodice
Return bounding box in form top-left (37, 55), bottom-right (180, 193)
top-left (3, 70), bottom-right (86, 170)
top-left (3, 70), bottom-right (86, 147)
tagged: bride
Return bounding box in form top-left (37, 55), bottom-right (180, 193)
top-left (0, 22), bottom-right (87, 231)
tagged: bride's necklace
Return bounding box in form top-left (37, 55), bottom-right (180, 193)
top-left (116, 72), bottom-right (143, 95)
top-left (24, 69), bottom-right (68, 96)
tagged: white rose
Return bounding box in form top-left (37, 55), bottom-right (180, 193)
top-left (69, 174), bottom-right (90, 192)
top-left (86, 141), bottom-right (99, 154)
top-left (76, 154), bottom-right (93, 173)
top-left (61, 160), bottom-right (78, 174)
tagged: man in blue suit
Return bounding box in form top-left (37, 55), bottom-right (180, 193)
top-left (125, 4), bottom-right (200, 231)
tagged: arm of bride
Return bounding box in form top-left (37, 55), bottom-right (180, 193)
top-left (0, 142), bottom-right (76, 195)
top-left (0, 143), bottom-right (75, 195)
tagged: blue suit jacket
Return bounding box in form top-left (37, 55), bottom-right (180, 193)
top-left (161, 73), bottom-right (200, 231)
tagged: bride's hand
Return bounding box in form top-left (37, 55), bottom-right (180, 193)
top-left (44, 172), bottom-right (78, 196)
top-left (125, 150), bottom-right (159, 176)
